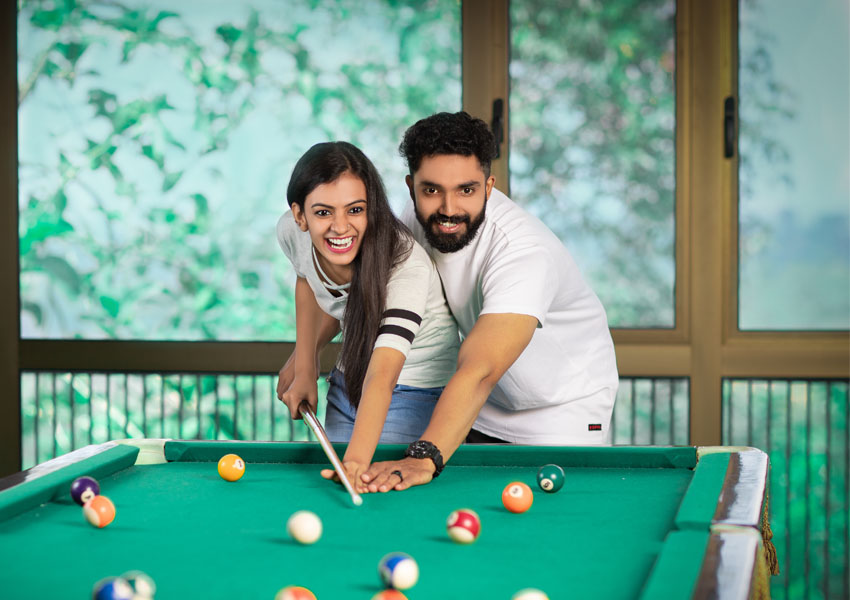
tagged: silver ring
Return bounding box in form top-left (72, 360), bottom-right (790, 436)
top-left (391, 470), bottom-right (403, 483)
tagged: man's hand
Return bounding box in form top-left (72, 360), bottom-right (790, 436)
top-left (320, 460), bottom-right (369, 494)
top-left (361, 457), bottom-right (436, 493)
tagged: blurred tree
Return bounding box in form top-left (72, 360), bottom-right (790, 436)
top-left (510, 0), bottom-right (794, 328)
top-left (18, 0), bottom-right (460, 340)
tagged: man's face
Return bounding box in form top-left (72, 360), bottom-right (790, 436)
top-left (406, 154), bottom-right (495, 253)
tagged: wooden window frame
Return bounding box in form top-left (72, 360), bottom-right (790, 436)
top-left (2, 0), bottom-right (847, 476)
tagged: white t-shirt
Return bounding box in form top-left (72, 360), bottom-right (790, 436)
top-left (277, 211), bottom-right (459, 388)
top-left (402, 189), bottom-right (619, 444)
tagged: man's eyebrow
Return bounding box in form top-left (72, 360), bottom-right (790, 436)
top-left (454, 181), bottom-right (481, 189)
top-left (417, 180), bottom-right (481, 189)
top-left (417, 180), bottom-right (444, 189)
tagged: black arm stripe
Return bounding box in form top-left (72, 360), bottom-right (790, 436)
top-left (377, 324), bottom-right (416, 344)
top-left (382, 308), bottom-right (422, 326)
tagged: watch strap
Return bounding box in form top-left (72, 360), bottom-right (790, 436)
top-left (404, 440), bottom-right (444, 478)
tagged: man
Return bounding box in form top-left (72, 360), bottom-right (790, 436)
top-left (361, 111), bottom-right (619, 492)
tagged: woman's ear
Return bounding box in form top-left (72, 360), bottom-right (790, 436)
top-left (291, 204), bottom-right (309, 232)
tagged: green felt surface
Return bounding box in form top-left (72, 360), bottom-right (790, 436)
top-left (0, 444), bottom-right (139, 522)
top-left (675, 452), bottom-right (731, 530)
top-left (640, 530), bottom-right (711, 599)
top-left (0, 445), bottom-right (711, 599)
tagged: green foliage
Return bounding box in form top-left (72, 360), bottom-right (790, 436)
top-left (18, 0), bottom-right (460, 340)
top-left (510, 0), bottom-right (677, 327)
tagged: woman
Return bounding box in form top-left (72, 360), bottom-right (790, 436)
top-left (276, 141), bottom-right (458, 492)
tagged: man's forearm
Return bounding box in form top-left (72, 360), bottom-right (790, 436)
top-left (417, 364), bottom-right (497, 464)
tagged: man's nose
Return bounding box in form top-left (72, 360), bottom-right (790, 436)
top-left (440, 193), bottom-right (457, 216)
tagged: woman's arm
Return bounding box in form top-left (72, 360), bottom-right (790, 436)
top-left (321, 346), bottom-right (405, 492)
top-left (279, 277), bottom-right (340, 418)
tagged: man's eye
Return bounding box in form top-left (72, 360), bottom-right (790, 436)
top-left (462, 187), bottom-right (474, 195)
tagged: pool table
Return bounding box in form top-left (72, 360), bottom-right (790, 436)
top-left (0, 441), bottom-right (773, 599)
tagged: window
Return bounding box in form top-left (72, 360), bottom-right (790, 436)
top-left (738, 0), bottom-right (849, 331)
top-left (509, 0), bottom-right (677, 328)
top-left (18, 0), bottom-right (461, 341)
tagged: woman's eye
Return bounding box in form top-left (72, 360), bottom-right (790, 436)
top-left (315, 209), bottom-right (330, 217)
top-left (349, 206), bottom-right (364, 214)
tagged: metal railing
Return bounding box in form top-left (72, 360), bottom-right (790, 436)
top-left (21, 372), bottom-right (689, 467)
top-left (723, 379), bottom-right (850, 600)
top-left (20, 371), bottom-right (327, 468)
top-left (612, 377), bottom-right (690, 445)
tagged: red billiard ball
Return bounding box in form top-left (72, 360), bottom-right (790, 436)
top-left (502, 481), bottom-right (533, 513)
top-left (447, 508), bottom-right (481, 544)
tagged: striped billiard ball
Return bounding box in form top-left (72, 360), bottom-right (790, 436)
top-left (447, 508), bottom-right (481, 544)
top-left (378, 552), bottom-right (419, 590)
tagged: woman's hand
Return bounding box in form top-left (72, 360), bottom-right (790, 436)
top-left (279, 372), bottom-right (318, 420)
top-left (277, 351), bottom-right (321, 404)
top-left (320, 459), bottom-right (369, 494)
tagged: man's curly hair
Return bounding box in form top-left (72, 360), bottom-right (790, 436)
top-left (399, 111), bottom-right (497, 178)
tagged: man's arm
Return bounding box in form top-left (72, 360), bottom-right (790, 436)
top-left (278, 277), bottom-right (340, 417)
top-left (362, 312), bottom-right (538, 492)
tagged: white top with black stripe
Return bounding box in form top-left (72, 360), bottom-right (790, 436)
top-left (277, 211), bottom-right (459, 388)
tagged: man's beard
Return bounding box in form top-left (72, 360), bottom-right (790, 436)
top-left (415, 201), bottom-right (487, 253)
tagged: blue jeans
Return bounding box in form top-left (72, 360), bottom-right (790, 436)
top-left (323, 368), bottom-right (443, 444)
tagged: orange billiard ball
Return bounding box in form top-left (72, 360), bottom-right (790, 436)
top-left (275, 586), bottom-right (317, 600)
top-left (502, 481), bottom-right (533, 513)
top-left (83, 495), bottom-right (116, 528)
top-left (371, 591), bottom-right (408, 599)
top-left (218, 453), bottom-right (245, 482)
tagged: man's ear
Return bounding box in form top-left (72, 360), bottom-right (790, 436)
top-left (405, 174), bottom-right (415, 201)
top-left (485, 175), bottom-right (496, 199)
top-left (291, 204), bottom-right (308, 232)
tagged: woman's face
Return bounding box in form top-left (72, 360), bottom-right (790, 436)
top-left (292, 172), bottom-right (368, 283)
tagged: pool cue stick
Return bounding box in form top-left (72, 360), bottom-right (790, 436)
top-left (299, 400), bottom-right (363, 506)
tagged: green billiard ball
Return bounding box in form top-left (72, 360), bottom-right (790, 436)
top-left (537, 464), bottom-right (565, 493)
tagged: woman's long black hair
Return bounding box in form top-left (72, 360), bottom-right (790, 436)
top-left (287, 142), bottom-right (412, 407)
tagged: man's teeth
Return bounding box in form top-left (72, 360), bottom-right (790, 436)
top-left (328, 237), bottom-right (353, 249)
top-left (439, 221), bottom-right (459, 228)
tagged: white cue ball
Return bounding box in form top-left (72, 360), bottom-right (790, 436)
top-left (287, 510), bottom-right (322, 545)
top-left (512, 589), bottom-right (550, 600)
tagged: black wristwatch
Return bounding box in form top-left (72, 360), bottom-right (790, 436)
top-left (404, 440), bottom-right (444, 478)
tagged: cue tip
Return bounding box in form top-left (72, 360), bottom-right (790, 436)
top-left (352, 494), bottom-right (363, 506)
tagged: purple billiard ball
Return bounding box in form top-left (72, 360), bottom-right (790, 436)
top-left (70, 476), bottom-right (100, 506)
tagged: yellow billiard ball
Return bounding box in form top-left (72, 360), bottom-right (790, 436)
top-left (217, 453), bottom-right (245, 482)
